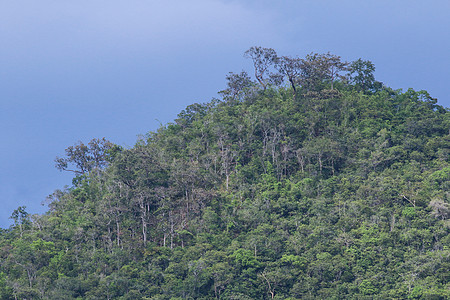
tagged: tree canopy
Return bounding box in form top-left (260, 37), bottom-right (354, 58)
top-left (0, 47), bottom-right (449, 299)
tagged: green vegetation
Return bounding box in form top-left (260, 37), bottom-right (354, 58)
top-left (1, 47), bottom-right (449, 299)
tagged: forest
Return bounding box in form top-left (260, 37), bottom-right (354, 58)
top-left (0, 47), bottom-right (449, 299)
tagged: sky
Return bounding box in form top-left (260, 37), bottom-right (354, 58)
top-left (1, 0), bottom-right (449, 228)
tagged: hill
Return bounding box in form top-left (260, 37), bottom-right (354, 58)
top-left (0, 48), bottom-right (449, 299)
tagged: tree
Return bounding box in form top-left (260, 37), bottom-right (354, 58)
top-left (348, 58), bottom-right (381, 92)
top-left (299, 52), bottom-right (331, 92)
top-left (244, 46), bottom-right (278, 90)
top-left (9, 206), bottom-right (30, 237)
top-left (275, 56), bottom-right (303, 99)
top-left (299, 52), bottom-right (348, 92)
top-left (55, 138), bottom-right (118, 175)
top-left (324, 53), bottom-right (348, 90)
top-left (219, 71), bottom-right (254, 101)
top-left (259, 265), bottom-right (292, 299)
top-left (428, 199), bottom-right (450, 220)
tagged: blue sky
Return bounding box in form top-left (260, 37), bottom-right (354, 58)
top-left (1, 0), bottom-right (449, 228)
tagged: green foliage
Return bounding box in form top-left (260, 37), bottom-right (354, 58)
top-left (402, 207), bottom-right (417, 218)
top-left (359, 279), bottom-right (378, 295)
top-left (1, 49), bottom-right (449, 298)
top-left (231, 249), bottom-right (259, 268)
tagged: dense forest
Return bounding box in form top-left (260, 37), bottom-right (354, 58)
top-left (1, 47), bottom-right (449, 299)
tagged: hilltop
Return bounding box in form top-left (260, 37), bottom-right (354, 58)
top-left (0, 48), bottom-right (449, 299)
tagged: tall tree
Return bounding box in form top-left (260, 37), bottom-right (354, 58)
top-left (324, 53), bottom-right (348, 90)
top-left (347, 58), bottom-right (381, 92)
top-left (275, 56), bottom-right (303, 99)
top-left (219, 71), bottom-right (254, 102)
top-left (244, 46), bottom-right (278, 90)
top-left (299, 52), bottom-right (348, 92)
top-left (55, 138), bottom-right (118, 175)
top-left (9, 206), bottom-right (30, 237)
top-left (299, 52), bottom-right (330, 92)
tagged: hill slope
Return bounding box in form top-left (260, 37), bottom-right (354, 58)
top-left (1, 48), bottom-right (449, 299)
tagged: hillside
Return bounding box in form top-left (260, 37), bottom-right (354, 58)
top-left (1, 48), bottom-right (449, 299)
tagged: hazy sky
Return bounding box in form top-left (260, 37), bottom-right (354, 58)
top-left (1, 0), bottom-right (449, 228)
